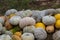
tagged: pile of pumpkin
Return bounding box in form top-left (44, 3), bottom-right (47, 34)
top-left (0, 8), bottom-right (60, 40)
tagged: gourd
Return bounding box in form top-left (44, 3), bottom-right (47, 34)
top-left (56, 8), bottom-right (60, 13)
top-left (53, 30), bottom-right (60, 40)
top-left (46, 25), bottom-right (54, 33)
top-left (54, 14), bottom-right (60, 20)
top-left (5, 20), bottom-right (12, 30)
top-left (5, 9), bottom-right (17, 16)
top-left (34, 28), bottom-right (47, 40)
top-left (23, 25), bottom-right (35, 33)
top-left (35, 22), bottom-right (45, 30)
top-left (14, 32), bottom-right (22, 37)
top-left (55, 20), bottom-right (60, 29)
top-left (0, 34), bottom-right (12, 40)
top-left (16, 10), bottom-right (32, 18)
top-left (21, 33), bottom-right (34, 40)
top-left (42, 15), bottom-right (56, 25)
top-left (19, 17), bottom-right (36, 28)
top-left (12, 35), bottom-right (21, 40)
top-left (9, 16), bottom-right (21, 25)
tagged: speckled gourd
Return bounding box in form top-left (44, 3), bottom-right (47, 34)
top-left (42, 15), bottom-right (56, 25)
top-left (21, 33), bottom-right (34, 40)
top-left (9, 16), bottom-right (21, 25)
top-left (23, 25), bottom-right (35, 33)
top-left (53, 30), bottom-right (60, 40)
top-left (19, 17), bottom-right (36, 28)
top-left (34, 28), bottom-right (47, 40)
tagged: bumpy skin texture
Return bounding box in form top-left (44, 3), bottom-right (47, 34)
top-left (56, 8), bottom-right (60, 13)
top-left (19, 17), bottom-right (36, 28)
top-left (0, 34), bottom-right (12, 40)
top-left (34, 28), bottom-right (47, 40)
top-left (23, 26), bottom-right (35, 33)
top-left (53, 30), bottom-right (60, 40)
top-left (21, 33), bottom-right (34, 40)
top-left (16, 10), bottom-right (32, 18)
top-left (5, 9), bottom-right (17, 16)
top-left (42, 15), bottom-right (56, 25)
top-left (9, 16), bottom-right (21, 25)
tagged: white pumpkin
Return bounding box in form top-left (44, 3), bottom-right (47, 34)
top-left (9, 16), bottom-right (21, 25)
top-left (42, 15), bottom-right (56, 25)
top-left (19, 17), bottom-right (36, 28)
top-left (21, 33), bottom-right (34, 40)
top-left (5, 9), bottom-right (17, 16)
top-left (0, 34), bottom-right (12, 40)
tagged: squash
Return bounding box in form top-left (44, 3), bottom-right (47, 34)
top-left (55, 20), bottom-right (60, 29)
top-left (34, 28), bottom-right (47, 40)
top-left (46, 25), bottom-right (54, 33)
top-left (19, 17), bottom-right (36, 28)
top-left (42, 15), bottom-right (56, 25)
top-left (35, 22), bottom-right (45, 30)
top-left (12, 35), bottom-right (21, 40)
top-left (54, 14), bottom-right (60, 20)
top-left (9, 16), bottom-right (21, 25)
top-left (5, 9), bottom-right (17, 16)
top-left (14, 32), bottom-right (22, 37)
top-left (21, 33), bottom-right (34, 40)
top-left (23, 25), bottom-right (35, 33)
top-left (53, 30), bottom-right (60, 40)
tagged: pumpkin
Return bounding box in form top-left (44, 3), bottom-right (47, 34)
top-left (0, 34), bottom-right (12, 40)
top-left (14, 32), bottom-right (22, 37)
top-left (12, 35), bottom-right (21, 40)
top-left (56, 8), bottom-right (60, 13)
top-left (53, 30), bottom-right (60, 40)
top-left (21, 33), bottom-right (34, 40)
top-left (55, 20), bottom-right (60, 29)
top-left (42, 15), bottom-right (56, 25)
top-left (9, 16), bottom-right (21, 25)
top-left (54, 14), bottom-right (60, 20)
top-left (19, 17), bottom-right (36, 28)
top-left (35, 22), bottom-right (45, 30)
top-left (5, 9), bottom-right (17, 16)
top-left (5, 31), bottom-right (13, 37)
top-left (5, 20), bottom-right (12, 30)
top-left (23, 25), bottom-right (35, 33)
top-left (34, 28), bottom-right (47, 40)
top-left (46, 25), bottom-right (54, 33)
top-left (16, 10), bottom-right (32, 18)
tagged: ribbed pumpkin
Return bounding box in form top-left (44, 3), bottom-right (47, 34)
top-left (34, 28), bottom-right (47, 40)
top-left (53, 30), bottom-right (60, 40)
top-left (23, 26), bottom-right (35, 33)
top-left (54, 14), bottom-right (60, 20)
top-left (19, 17), bottom-right (36, 28)
top-left (55, 20), bottom-right (60, 29)
top-left (21, 33), bottom-right (34, 40)
top-left (35, 22), bottom-right (45, 30)
top-left (42, 15), bottom-right (56, 25)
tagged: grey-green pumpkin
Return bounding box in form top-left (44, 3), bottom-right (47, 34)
top-left (42, 15), bottom-right (56, 25)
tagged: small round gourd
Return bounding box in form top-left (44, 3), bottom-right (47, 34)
top-left (5, 9), bottom-right (17, 16)
top-left (9, 16), bottom-right (21, 25)
top-left (21, 33), bottom-right (34, 40)
top-left (12, 35), bottom-right (21, 40)
top-left (53, 30), bottom-right (60, 40)
top-left (35, 22), bottom-right (45, 30)
top-left (34, 28), bottom-right (47, 40)
top-left (54, 14), bottom-right (60, 20)
top-left (55, 20), bottom-right (60, 29)
top-left (19, 17), bottom-right (36, 28)
top-left (46, 25), bottom-right (54, 33)
top-left (42, 15), bottom-right (56, 25)
top-left (23, 26), bottom-right (35, 33)
top-left (0, 34), bottom-right (12, 40)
